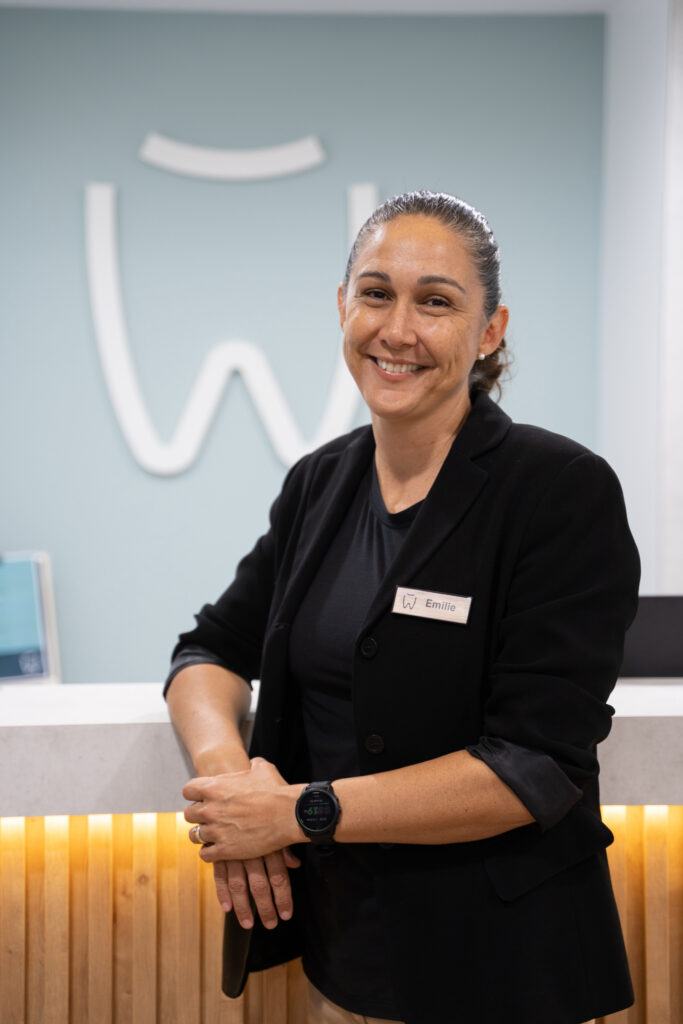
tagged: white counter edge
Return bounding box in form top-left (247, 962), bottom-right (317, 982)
top-left (1, 680), bottom-right (681, 816)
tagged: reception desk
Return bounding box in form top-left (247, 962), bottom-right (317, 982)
top-left (1, 680), bottom-right (682, 1023)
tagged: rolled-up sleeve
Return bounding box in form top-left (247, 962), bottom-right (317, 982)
top-left (466, 737), bottom-right (582, 830)
top-left (163, 643), bottom-right (241, 697)
top-left (469, 451), bottom-right (639, 830)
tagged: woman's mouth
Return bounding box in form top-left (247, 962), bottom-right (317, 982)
top-left (373, 357), bottom-right (424, 375)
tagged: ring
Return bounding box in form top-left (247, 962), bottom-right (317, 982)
top-left (189, 824), bottom-right (205, 845)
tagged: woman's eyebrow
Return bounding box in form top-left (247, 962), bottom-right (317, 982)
top-left (356, 271), bottom-right (391, 283)
top-left (418, 274), bottom-right (466, 295)
top-left (356, 270), bottom-right (466, 295)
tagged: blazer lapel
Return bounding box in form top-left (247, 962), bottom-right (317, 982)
top-left (274, 392), bottom-right (512, 632)
top-left (361, 451), bottom-right (487, 632)
top-left (361, 393), bottom-right (512, 631)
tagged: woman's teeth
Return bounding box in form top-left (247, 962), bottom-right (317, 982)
top-left (376, 358), bottom-right (420, 374)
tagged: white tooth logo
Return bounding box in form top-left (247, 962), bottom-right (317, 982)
top-left (84, 131), bottom-right (378, 476)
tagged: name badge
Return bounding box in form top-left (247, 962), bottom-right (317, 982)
top-left (392, 586), bottom-right (471, 625)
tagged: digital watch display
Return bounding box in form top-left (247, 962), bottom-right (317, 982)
top-left (295, 781), bottom-right (341, 844)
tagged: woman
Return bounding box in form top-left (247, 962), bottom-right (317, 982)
top-left (166, 191), bottom-right (639, 1024)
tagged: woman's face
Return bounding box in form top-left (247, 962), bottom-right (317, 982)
top-left (338, 215), bottom-right (508, 432)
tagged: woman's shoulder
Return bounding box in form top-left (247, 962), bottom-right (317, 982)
top-left (471, 394), bottom-right (623, 500)
top-left (304, 423), bottom-right (374, 462)
top-left (281, 424), bottom-right (374, 490)
top-left (505, 419), bottom-right (593, 462)
top-left (475, 393), bottom-right (606, 469)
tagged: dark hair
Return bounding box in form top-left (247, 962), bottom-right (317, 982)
top-left (342, 190), bottom-right (510, 397)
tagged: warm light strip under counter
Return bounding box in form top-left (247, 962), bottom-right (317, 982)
top-left (0, 807), bottom-right (681, 1024)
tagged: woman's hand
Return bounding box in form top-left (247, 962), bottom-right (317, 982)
top-left (212, 848), bottom-right (301, 930)
top-left (183, 757), bottom-right (301, 860)
top-left (184, 757), bottom-right (304, 928)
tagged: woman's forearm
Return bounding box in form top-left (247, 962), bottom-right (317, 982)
top-left (166, 663), bottom-right (253, 776)
top-left (169, 666), bottom-right (302, 932)
top-left (329, 749), bottom-right (534, 846)
top-left (183, 750), bottom-right (536, 865)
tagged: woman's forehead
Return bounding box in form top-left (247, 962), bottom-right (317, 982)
top-left (353, 215), bottom-right (475, 278)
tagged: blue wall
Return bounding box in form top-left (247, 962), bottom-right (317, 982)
top-left (0, 10), bottom-right (604, 681)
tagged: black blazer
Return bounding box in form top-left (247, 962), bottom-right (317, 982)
top-left (177, 392), bottom-right (640, 1024)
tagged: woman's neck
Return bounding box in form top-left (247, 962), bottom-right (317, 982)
top-left (372, 400), bottom-right (471, 514)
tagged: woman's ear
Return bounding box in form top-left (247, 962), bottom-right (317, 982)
top-left (337, 284), bottom-right (347, 328)
top-left (481, 304), bottom-right (509, 356)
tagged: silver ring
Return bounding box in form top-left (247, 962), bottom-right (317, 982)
top-left (189, 824), bottom-right (205, 845)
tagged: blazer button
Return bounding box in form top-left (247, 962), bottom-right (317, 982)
top-left (359, 636), bottom-right (378, 658)
top-left (364, 734), bottom-right (385, 754)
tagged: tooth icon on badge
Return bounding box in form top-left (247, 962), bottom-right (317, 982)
top-left (85, 130), bottom-right (379, 475)
top-left (402, 593), bottom-right (417, 610)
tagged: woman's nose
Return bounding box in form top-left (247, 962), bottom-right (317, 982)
top-left (381, 301), bottom-right (416, 348)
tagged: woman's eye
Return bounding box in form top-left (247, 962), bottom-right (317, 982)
top-left (364, 288), bottom-right (388, 300)
top-left (425, 296), bottom-right (450, 308)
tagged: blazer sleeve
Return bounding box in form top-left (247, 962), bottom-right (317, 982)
top-left (468, 451), bottom-right (640, 830)
top-left (164, 461), bottom-right (302, 694)
top-left (163, 644), bottom-right (242, 696)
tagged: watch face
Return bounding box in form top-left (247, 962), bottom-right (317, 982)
top-left (298, 788), bottom-right (337, 833)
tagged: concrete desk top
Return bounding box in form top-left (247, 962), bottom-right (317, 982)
top-left (0, 680), bottom-right (681, 817)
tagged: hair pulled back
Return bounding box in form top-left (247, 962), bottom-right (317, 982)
top-left (343, 190), bottom-right (510, 397)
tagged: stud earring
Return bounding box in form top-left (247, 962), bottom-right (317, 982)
top-left (477, 352), bottom-right (486, 361)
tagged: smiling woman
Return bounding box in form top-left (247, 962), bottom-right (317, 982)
top-left (165, 191), bottom-right (639, 1024)
top-left (342, 191), bottom-right (510, 392)
top-left (338, 208), bottom-right (508, 510)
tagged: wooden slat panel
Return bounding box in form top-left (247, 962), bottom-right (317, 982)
top-left (157, 811), bottom-right (179, 1024)
top-left (88, 814), bottom-right (113, 1023)
top-left (0, 816), bottom-right (26, 1024)
top-left (669, 806), bottom-right (683, 1023)
top-left (25, 815), bottom-right (46, 1024)
top-left (200, 858), bottom-right (221, 1023)
top-left (263, 962), bottom-right (288, 1024)
top-left (176, 811), bottom-right (202, 1024)
top-left (43, 815), bottom-right (70, 1024)
top-left (69, 815), bottom-right (89, 1024)
top-left (2, 807), bottom-right (681, 1023)
top-left (644, 807), bottom-right (671, 1023)
top-left (200, 858), bottom-right (246, 1024)
top-left (113, 813), bottom-right (133, 1024)
top-left (244, 967), bottom-right (264, 1024)
top-left (286, 959), bottom-right (307, 1024)
top-left (220, 990), bottom-right (247, 1024)
top-left (602, 805), bottom-right (631, 1024)
top-left (625, 806), bottom-right (647, 1024)
top-left (132, 812), bottom-right (157, 1024)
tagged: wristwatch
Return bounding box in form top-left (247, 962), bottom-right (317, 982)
top-left (295, 781), bottom-right (341, 845)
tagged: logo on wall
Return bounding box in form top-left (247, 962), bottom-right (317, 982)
top-left (85, 131), bottom-right (378, 475)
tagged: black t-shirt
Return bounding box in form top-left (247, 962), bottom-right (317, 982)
top-left (289, 463), bottom-right (420, 1020)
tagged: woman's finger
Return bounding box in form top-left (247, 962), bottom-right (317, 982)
top-left (263, 850), bottom-right (294, 921)
top-left (184, 802), bottom-right (207, 825)
top-left (213, 861), bottom-right (232, 912)
top-left (243, 858), bottom-right (280, 930)
top-left (182, 778), bottom-right (212, 802)
top-left (226, 861), bottom-right (255, 929)
top-left (212, 853), bottom-right (298, 922)
top-left (282, 846), bottom-right (302, 869)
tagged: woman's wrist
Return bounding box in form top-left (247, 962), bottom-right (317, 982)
top-left (289, 781), bottom-right (346, 846)
top-left (193, 742), bottom-right (251, 777)
top-left (286, 784), bottom-right (310, 845)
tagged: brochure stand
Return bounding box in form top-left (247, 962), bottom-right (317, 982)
top-left (0, 551), bottom-right (60, 683)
